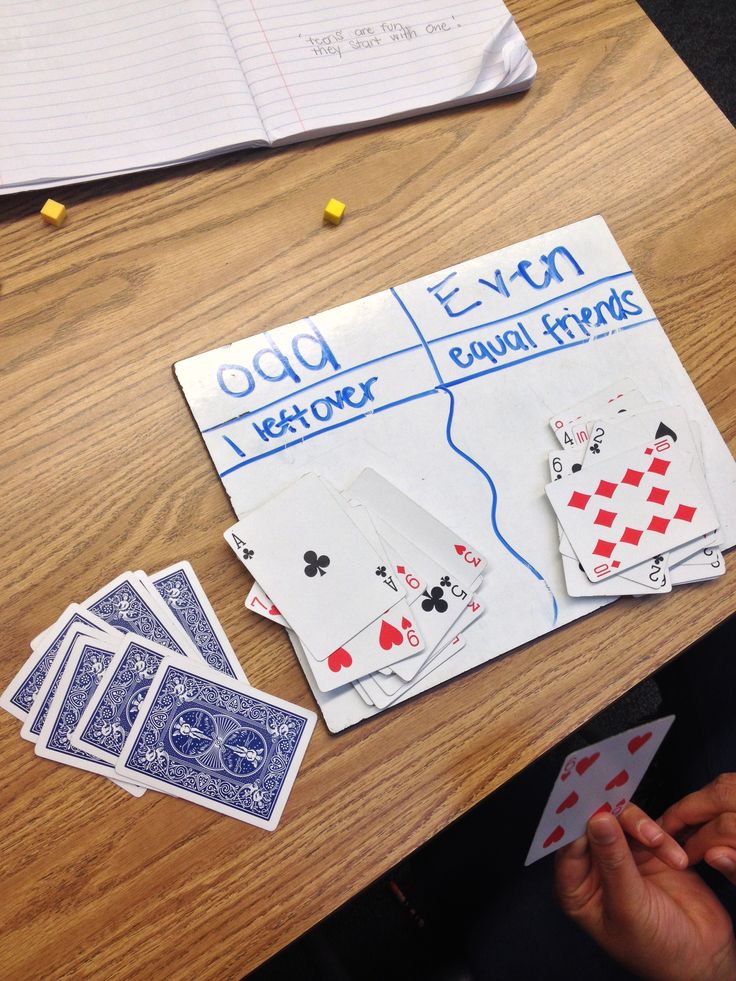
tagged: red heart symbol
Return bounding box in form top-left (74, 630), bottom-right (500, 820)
top-left (268, 604), bottom-right (280, 616)
top-left (556, 791), bottom-right (579, 814)
top-left (593, 802), bottom-right (613, 815)
top-left (628, 731), bottom-right (652, 754)
top-left (575, 752), bottom-right (600, 776)
top-left (605, 769), bottom-right (629, 790)
top-left (327, 648), bottom-right (352, 673)
top-left (543, 825), bottom-right (565, 849)
top-left (454, 544), bottom-right (467, 555)
top-left (379, 619), bottom-right (403, 651)
top-left (401, 616), bottom-right (411, 629)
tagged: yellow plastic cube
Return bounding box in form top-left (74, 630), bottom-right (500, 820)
top-left (40, 199), bottom-right (67, 228)
top-left (323, 198), bottom-right (346, 226)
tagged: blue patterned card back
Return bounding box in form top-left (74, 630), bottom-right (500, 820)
top-left (6, 607), bottom-right (108, 719)
top-left (41, 640), bottom-right (119, 766)
top-left (117, 656), bottom-right (315, 829)
top-left (75, 638), bottom-right (166, 763)
top-left (85, 573), bottom-right (191, 656)
top-left (151, 562), bottom-right (243, 680)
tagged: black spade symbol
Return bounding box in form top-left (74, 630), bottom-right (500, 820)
top-left (655, 421), bottom-right (677, 442)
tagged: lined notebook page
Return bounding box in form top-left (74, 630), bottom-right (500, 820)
top-left (0, 0), bottom-right (265, 190)
top-left (218, 0), bottom-right (527, 143)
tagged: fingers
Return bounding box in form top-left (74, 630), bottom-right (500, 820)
top-left (679, 812), bottom-right (736, 866)
top-left (618, 802), bottom-right (688, 870)
top-left (555, 835), bottom-right (594, 914)
top-left (705, 847), bottom-right (736, 886)
top-left (585, 812), bottom-right (646, 920)
top-left (659, 773), bottom-right (736, 837)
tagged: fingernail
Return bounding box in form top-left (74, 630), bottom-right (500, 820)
top-left (589, 817), bottom-right (616, 845)
top-left (640, 819), bottom-right (663, 845)
top-left (710, 855), bottom-right (736, 874)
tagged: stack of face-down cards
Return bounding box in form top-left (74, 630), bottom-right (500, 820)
top-left (226, 470), bottom-right (486, 713)
top-left (0, 562), bottom-right (315, 831)
top-left (546, 380), bottom-right (725, 597)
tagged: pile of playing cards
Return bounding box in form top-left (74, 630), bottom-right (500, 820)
top-left (0, 563), bottom-right (315, 831)
top-left (546, 380), bottom-right (725, 597)
top-left (227, 470), bottom-right (486, 712)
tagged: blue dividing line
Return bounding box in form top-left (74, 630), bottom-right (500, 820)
top-left (201, 270), bottom-right (635, 434)
top-left (390, 286), bottom-right (559, 626)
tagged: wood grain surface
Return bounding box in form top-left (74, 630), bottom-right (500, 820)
top-left (1, 0), bottom-right (735, 977)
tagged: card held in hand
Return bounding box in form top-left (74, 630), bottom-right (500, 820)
top-left (224, 473), bottom-right (394, 660)
top-left (116, 654), bottom-right (316, 830)
top-left (525, 715), bottom-right (675, 865)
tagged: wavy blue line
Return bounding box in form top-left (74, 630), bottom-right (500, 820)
top-left (390, 286), bottom-right (559, 626)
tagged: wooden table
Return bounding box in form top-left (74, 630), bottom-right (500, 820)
top-left (1, 0), bottom-right (735, 977)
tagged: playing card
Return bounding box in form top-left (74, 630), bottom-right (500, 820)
top-left (352, 679), bottom-right (375, 706)
top-left (582, 407), bottom-right (722, 564)
top-left (546, 443), bottom-right (718, 581)
top-left (672, 546), bottom-right (724, 569)
top-left (559, 552), bottom-right (671, 598)
top-left (348, 468), bottom-right (486, 588)
top-left (525, 715), bottom-right (675, 865)
top-left (0, 605), bottom-right (116, 723)
top-left (150, 561), bottom-right (245, 680)
top-left (35, 633), bottom-right (145, 796)
top-left (669, 557), bottom-right (725, 585)
top-left (21, 624), bottom-right (114, 742)
top-left (372, 517), bottom-right (477, 656)
top-left (358, 633), bottom-right (467, 709)
top-left (548, 379), bottom-right (645, 448)
top-left (115, 654), bottom-right (316, 830)
top-left (245, 582), bottom-right (290, 627)
top-left (224, 473), bottom-right (395, 661)
top-left (70, 636), bottom-right (173, 765)
top-left (549, 449), bottom-right (670, 592)
top-left (84, 572), bottom-right (199, 658)
top-left (371, 595), bottom-right (483, 693)
top-left (303, 598), bottom-right (425, 692)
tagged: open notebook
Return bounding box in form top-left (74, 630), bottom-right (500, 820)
top-left (0, 0), bottom-right (535, 195)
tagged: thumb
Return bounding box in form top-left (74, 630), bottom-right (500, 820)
top-left (587, 812), bottom-right (647, 921)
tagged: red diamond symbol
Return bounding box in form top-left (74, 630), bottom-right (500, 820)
top-left (645, 447), bottom-right (654, 455)
top-left (620, 526), bottom-right (643, 546)
top-left (648, 457), bottom-right (670, 476)
top-left (673, 503), bottom-right (697, 523)
top-left (621, 468), bottom-right (644, 487)
top-left (612, 561), bottom-right (621, 568)
top-left (594, 508), bottom-right (616, 527)
top-left (648, 515), bottom-right (670, 534)
top-left (568, 491), bottom-right (591, 510)
top-left (593, 539), bottom-right (616, 558)
top-left (595, 480), bottom-right (617, 498)
top-left (647, 486), bottom-right (669, 505)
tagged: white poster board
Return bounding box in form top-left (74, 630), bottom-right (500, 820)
top-left (176, 216), bottom-right (736, 731)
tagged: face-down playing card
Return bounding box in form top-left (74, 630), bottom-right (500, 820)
top-left (150, 561), bottom-right (245, 680)
top-left (546, 443), bottom-right (718, 582)
top-left (525, 715), bottom-right (675, 865)
top-left (70, 636), bottom-right (173, 766)
top-left (115, 654), bottom-right (316, 830)
top-left (224, 472), bottom-right (399, 661)
top-left (35, 633), bottom-right (145, 796)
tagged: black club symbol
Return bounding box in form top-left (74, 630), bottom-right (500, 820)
top-left (589, 443), bottom-right (601, 454)
top-left (440, 575), bottom-right (451, 587)
top-left (421, 585), bottom-right (448, 614)
top-left (304, 550), bottom-right (330, 578)
top-left (242, 547), bottom-right (254, 560)
top-left (375, 565), bottom-right (387, 578)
